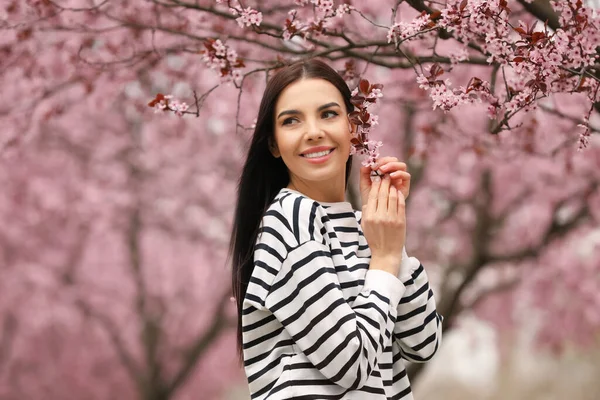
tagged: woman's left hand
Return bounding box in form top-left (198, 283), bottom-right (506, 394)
top-left (360, 156), bottom-right (411, 206)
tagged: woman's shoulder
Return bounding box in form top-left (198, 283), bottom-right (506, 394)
top-left (260, 188), bottom-right (329, 247)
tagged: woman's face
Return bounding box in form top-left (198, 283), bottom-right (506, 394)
top-left (271, 78), bottom-right (353, 196)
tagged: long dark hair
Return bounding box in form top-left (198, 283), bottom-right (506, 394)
top-left (228, 59), bottom-right (355, 361)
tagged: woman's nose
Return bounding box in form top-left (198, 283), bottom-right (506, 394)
top-left (305, 119), bottom-right (324, 139)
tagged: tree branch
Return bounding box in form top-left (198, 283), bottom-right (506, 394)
top-left (0, 313), bottom-right (17, 374)
top-left (516, 0), bottom-right (560, 31)
top-left (76, 300), bottom-right (143, 384)
top-left (167, 290), bottom-right (236, 396)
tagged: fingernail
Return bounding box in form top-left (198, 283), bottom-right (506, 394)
top-left (372, 175), bottom-right (381, 182)
top-left (377, 169), bottom-right (384, 175)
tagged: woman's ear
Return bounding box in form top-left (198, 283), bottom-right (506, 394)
top-left (348, 120), bottom-right (357, 135)
top-left (268, 136), bottom-right (281, 158)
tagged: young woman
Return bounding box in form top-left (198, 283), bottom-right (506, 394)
top-left (229, 59), bottom-right (443, 400)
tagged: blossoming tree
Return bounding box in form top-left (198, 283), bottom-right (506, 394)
top-left (1, 0), bottom-right (599, 399)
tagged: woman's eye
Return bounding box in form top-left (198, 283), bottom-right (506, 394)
top-left (322, 110), bottom-right (338, 119)
top-left (282, 117), bottom-right (298, 125)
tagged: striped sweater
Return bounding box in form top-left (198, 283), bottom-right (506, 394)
top-left (242, 188), bottom-right (443, 400)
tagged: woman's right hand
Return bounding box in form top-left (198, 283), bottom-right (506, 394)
top-left (361, 174), bottom-right (406, 276)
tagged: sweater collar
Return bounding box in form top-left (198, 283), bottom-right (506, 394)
top-left (280, 188), bottom-right (355, 213)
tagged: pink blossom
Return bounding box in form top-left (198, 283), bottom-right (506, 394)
top-left (232, 6), bottom-right (263, 28)
top-left (450, 47), bottom-right (470, 64)
top-left (283, 9), bottom-right (304, 41)
top-left (387, 14), bottom-right (431, 44)
top-left (200, 39), bottom-right (244, 85)
top-left (171, 100), bottom-right (189, 117)
top-left (578, 116), bottom-right (592, 151)
top-left (348, 80), bottom-right (385, 167)
top-left (311, 0), bottom-right (334, 15)
top-left (335, 4), bottom-right (354, 18)
top-left (149, 94), bottom-right (190, 117)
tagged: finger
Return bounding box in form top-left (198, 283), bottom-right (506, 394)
top-left (388, 185), bottom-right (398, 217)
top-left (372, 156), bottom-right (399, 170)
top-left (377, 175), bottom-right (391, 214)
top-left (366, 175), bottom-right (381, 216)
top-left (359, 165), bottom-right (373, 204)
top-left (390, 171), bottom-right (411, 195)
top-left (378, 161), bottom-right (407, 175)
top-left (389, 170), bottom-right (410, 180)
top-left (397, 187), bottom-right (406, 216)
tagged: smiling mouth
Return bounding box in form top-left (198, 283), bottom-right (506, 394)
top-left (300, 148), bottom-right (335, 158)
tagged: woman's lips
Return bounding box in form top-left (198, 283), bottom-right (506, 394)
top-left (300, 148), bottom-right (335, 164)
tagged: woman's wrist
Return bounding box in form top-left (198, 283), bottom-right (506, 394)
top-left (369, 254), bottom-right (403, 276)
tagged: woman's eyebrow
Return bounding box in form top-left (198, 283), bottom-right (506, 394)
top-left (276, 102), bottom-right (341, 119)
top-left (317, 102), bottom-right (340, 111)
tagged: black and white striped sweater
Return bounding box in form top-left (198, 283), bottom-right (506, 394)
top-left (242, 188), bottom-right (443, 400)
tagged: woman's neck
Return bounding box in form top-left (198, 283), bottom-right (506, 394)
top-left (287, 180), bottom-right (346, 203)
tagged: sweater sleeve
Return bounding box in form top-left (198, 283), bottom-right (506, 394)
top-left (393, 248), bottom-right (443, 363)
top-left (264, 239), bottom-right (406, 390)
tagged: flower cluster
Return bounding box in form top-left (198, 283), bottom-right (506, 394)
top-left (230, 6), bottom-right (262, 28)
top-left (387, 12), bottom-right (434, 44)
top-left (348, 79), bottom-right (385, 168)
top-left (400, 0), bottom-right (600, 144)
top-left (450, 47), bottom-right (470, 64)
top-left (416, 63), bottom-right (498, 113)
top-left (336, 4), bottom-right (353, 18)
top-left (312, 0), bottom-right (334, 15)
top-left (417, 77), bottom-right (464, 112)
top-left (578, 115), bottom-right (591, 151)
top-left (200, 38), bottom-right (244, 85)
top-left (282, 1), bottom-right (353, 41)
top-left (163, 0), bottom-right (599, 151)
top-left (294, 0), bottom-right (339, 14)
top-left (283, 9), bottom-right (304, 40)
top-left (148, 94), bottom-right (190, 116)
